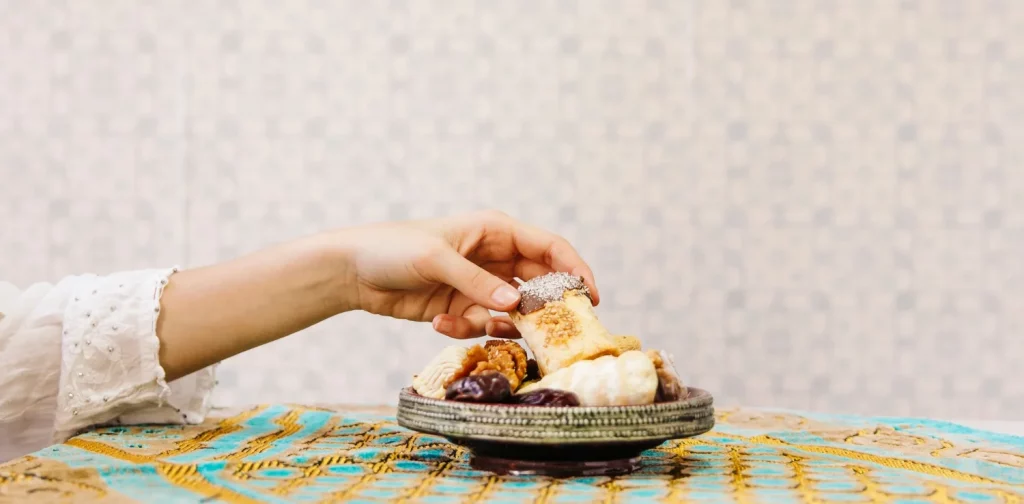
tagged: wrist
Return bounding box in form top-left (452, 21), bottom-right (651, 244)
top-left (317, 229), bottom-right (362, 314)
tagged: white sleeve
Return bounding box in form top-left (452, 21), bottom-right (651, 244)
top-left (0, 268), bottom-right (217, 460)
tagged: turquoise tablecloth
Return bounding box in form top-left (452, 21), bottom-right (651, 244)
top-left (1, 405), bottom-right (1021, 502)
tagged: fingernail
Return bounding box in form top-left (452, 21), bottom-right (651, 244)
top-left (492, 285), bottom-right (520, 307)
top-left (433, 316), bottom-right (453, 334)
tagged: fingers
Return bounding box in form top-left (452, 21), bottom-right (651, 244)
top-left (437, 209), bottom-right (600, 304)
top-left (432, 307), bottom-right (520, 340)
top-left (508, 222), bottom-right (601, 305)
top-left (514, 258), bottom-right (554, 282)
top-left (481, 258), bottom-right (553, 284)
top-left (486, 315), bottom-right (521, 339)
top-left (418, 245), bottom-right (521, 312)
top-left (431, 303), bottom-right (490, 339)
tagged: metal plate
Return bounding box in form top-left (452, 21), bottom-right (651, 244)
top-left (397, 387), bottom-right (715, 462)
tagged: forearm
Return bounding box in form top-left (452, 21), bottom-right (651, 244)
top-left (156, 233), bottom-right (351, 381)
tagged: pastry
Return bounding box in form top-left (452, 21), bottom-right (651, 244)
top-left (470, 340), bottom-right (528, 389)
top-left (516, 351), bottom-right (658, 407)
top-left (611, 334), bottom-right (642, 353)
top-left (412, 344), bottom-right (488, 399)
top-left (647, 349), bottom-right (686, 402)
top-left (509, 272), bottom-right (620, 375)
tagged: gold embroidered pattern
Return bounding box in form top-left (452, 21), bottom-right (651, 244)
top-left (0, 407), bottom-right (1019, 503)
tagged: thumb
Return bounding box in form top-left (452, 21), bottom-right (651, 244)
top-left (421, 246), bottom-right (521, 311)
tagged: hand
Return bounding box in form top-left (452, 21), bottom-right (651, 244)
top-left (337, 210), bottom-right (599, 339)
top-left (155, 209), bottom-right (597, 381)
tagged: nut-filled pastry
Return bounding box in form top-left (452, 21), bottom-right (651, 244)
top-left (516, 351), bottom-right (658, 406)
top-left (473, 340), bottom-right (529, 390)
top-left (509, 272), bottom-right (620, 376)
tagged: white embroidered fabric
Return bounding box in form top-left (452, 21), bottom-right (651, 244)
top-left (0, 268), bottom-right (216, 462)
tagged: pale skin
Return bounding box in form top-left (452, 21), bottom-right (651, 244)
top-left (156, 210), bottom-right (600, 381)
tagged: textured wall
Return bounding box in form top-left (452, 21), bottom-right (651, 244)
top-left (1, 1), bottom-right (1022, 420)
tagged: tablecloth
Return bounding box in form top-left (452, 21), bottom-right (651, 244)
top-left (1, 405), bottom-right (1021, 503)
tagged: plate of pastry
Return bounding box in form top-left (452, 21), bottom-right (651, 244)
top-left (397, 272), bottom-right (714, 476)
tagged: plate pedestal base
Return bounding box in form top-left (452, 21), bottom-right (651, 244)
top-left (469, 454), bottom-right (642, 477)
top-left (459, 439), bottom-right (659, 476)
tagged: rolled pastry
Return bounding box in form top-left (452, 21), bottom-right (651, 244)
top-left (611, 334), bottom-right (642, 353)
top-left (412, 345), bottom-right (488, 399)
top-left (509, 272), bottom-right (619, 375)
top-left (516, 351), bottom-right (658, 407)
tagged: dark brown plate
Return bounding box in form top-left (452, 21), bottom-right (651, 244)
top-left (396, 386), bottom-right (715, 476)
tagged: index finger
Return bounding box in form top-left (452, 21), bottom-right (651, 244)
top-left (509, 222), bottom-right (600, 305)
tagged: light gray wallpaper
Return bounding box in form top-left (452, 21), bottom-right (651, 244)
top-left (1, 1), bottom-right (1022, 420)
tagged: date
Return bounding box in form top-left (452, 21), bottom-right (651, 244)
top-left (655, 379), bottom-right (686, 402)
top-left (515, 389), bottom-right (581, 407)
top-left (524, 358), bottom-right (541, 382)
top-left (445, 372), bottom-right (512, 403)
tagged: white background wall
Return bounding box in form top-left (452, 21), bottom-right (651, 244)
top-left (2, 1), bottom-right (1022, 420)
